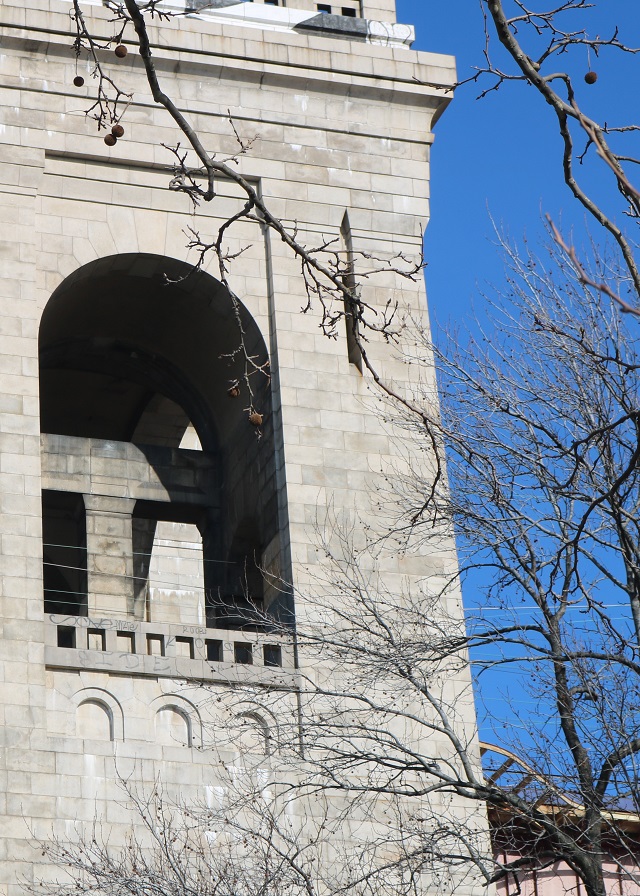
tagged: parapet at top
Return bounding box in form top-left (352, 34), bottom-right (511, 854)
top-left (166, 0), bottom-right (413, 47)
top-left (187, 0), bottom-right (397, 23)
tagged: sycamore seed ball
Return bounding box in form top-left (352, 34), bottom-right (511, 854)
top-left (111, 124), bottom-right (125, 138)
top-left (584, 71), bottom-right (598, 84)
top-left (104, 133), bottom-right (117, 147)
top-left (114, 44), bottom-right (128, 58)
top-left (73, 75), bottom-right (85, 87)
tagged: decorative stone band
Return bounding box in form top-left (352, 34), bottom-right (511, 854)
top-left (45, 614), bottom-right (297, 687)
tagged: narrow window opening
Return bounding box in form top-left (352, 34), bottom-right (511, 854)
top-left (340, 213), bottom-right (362, 372)
top-left (208, 520), bottom-right (266, 631)
top-left (317, 3), bottom-right (331, 11)
top-left (175, 636), bottom-right (195, 659)
top-left (206, 639), bottom-right (223, 662)
top-left (42, 490), bottom-right (88, 616)
top-left (147, 634), bottom-right (165, 656)
top-left (342, 6), bottom-right (356, 14)
top-left (57, 625), bottom-right (76, 649)
top-left (263, 644), bottom-right (282, 667)
top-left (234, 642), bottom-right (253, 665)
top-left (117, 631), bottom-right (136, 653)
top-left (87, 628), bottom-right (106, 651)
top-left (133, 500), bottom-right (209, 625)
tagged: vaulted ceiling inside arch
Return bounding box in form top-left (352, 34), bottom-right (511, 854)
top-left (39, 255), bottom-right (271, 453)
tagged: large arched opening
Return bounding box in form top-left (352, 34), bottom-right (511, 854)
top-left (39, 254), bottom-right (284, 630)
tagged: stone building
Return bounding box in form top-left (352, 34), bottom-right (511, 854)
top-left (0, 0), bottom-right (483, 892)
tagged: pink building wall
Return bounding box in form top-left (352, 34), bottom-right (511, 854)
top-left (495, 850), bottom-right (640, 896)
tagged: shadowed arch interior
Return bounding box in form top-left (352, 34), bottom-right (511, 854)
top-left (39, 253), bottom-right (287, 629)
top-left (39, 254), bottom-right (271, 451)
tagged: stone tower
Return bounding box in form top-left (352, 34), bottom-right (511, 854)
top-left (0, 1), bottom-right (482, 893)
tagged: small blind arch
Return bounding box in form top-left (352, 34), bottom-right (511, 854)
top-left (76, 698), bottom-right (114, 742)
top-left (155, 704), bottom-right (192, 748)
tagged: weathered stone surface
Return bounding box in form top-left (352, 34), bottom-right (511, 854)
top-left (0, 1), bottom-right (484, 893)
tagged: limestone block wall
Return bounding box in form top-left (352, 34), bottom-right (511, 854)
top-left (0, 0), bottom-right (487, 893)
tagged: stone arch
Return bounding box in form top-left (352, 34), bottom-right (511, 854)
top-left (39, 253), bottom-right (271, 452)
top-left (38, 253), bottom-right (288, 629)
top-left (151, 693), bottom-right (202, 749)
top-left (155, 706), bottom-right (192, 748)
top-left (232, 702), bottom-right (279, 757)
top-left (77, 700), bottom-right (113, 742)
top-left (73, 687), bottom-right (125, 742)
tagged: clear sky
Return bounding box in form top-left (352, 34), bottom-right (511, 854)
top-left (396, 0), bottom-right (640, 329)
top-left (393, 1), bottom-right (640, 745)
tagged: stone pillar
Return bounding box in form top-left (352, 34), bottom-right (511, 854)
top-left (84, 495), bottom-right (136, 619)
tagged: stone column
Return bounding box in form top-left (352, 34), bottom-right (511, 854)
top-left (84, 495), bottom-right (136, 619)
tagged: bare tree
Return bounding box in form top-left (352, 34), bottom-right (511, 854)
top-left (262, 10), bottom-right (640, 887)
top-left (231, 235), bottom-right (640, 896)
top-left (38, 241), bottom-right (640, 896)
top-left (34, 741), bottom-right (489, 896)
top-left (439, 242), bottom-right (640, 893)
top-left (470, 0), bottom-right (640, 317)
top-left (35, 775), bottom-right (332, 896)
top-left (34, 4), bottom-right (640, 896)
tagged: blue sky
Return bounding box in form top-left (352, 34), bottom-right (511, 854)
top-left (396, 0), bottom-right (640, 328)
top-left (393, 2), bottom-right (640, 748)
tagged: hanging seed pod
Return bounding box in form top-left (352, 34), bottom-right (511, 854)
top-left (249, 411), bottom-right (263, 427)
top-left (73, 75), bottom-right (85, 87)
top-left (227, 384), bottom-right (241, 398)
top-left (111, 124), bottom-right (125, 138)
top-left (114, 44), bottom-right (128, 58)
top-left (104, 133), bottom-right (117, 147)
top-left (584, 71), bottom-right (598, 84)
